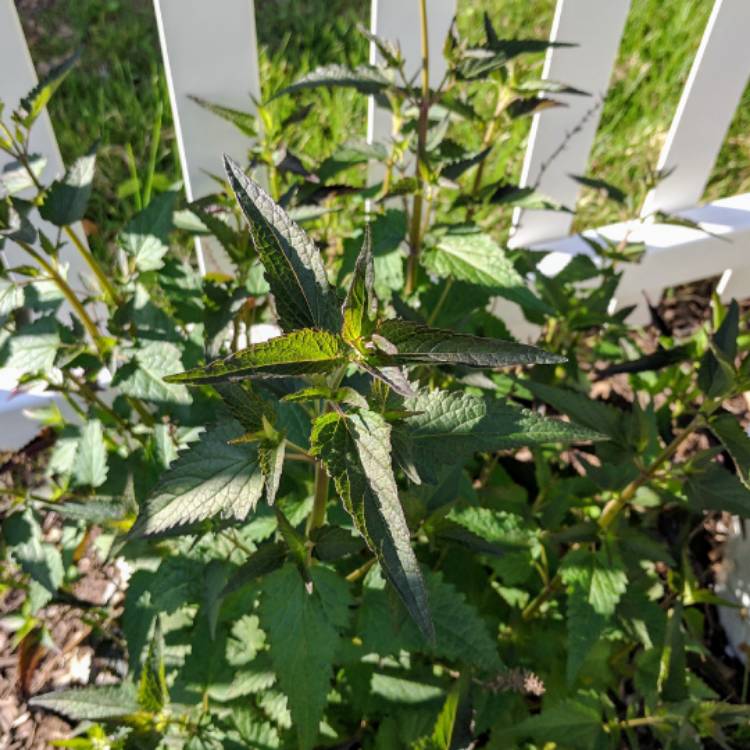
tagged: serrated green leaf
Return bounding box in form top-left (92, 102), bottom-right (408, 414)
top-left (342, 226), bottom-right (376, 344)
top-left (399, 389), bottom-right (604, 480)
top-left (39, 151), bottom-right (96, 226)
top-left (29, 683), bottom-right (139, 721)
top-left (360, 361), bottom-right (416, 398)
top-left (413, 677), bottom-right (466, 750)
top-left (686, 462), bottom-right (750, 516)
top-left (560, 547), bottom-right (627, 616)
top-left (317, 140), bottom-right (387, 183)
top-left (165, 329), bottom-right (348, 384)
top-left (0, 277), bottom-right (25, 316)
top-left (445, 507), bottom-right (534, 551)
top-left (131, 421), bottom-right (264, 535)
top-left (0, 197), bottom-right (38, 243)
top-left (260, 439), bottom-right (286, 504)
top-left (360, 567), bottom-right (501, 671)
top-left (137, 617), bottom-right (168, 712)
top-left (311, 410), bottom-right (433, 640)
top-left (522, 379), bottom-right (624, 440)
top-left (72, 419), bottom-right (108, 488)
top-left (6, 316), bottom-right (60, 373)
top-left (497, 697), bottom-right (603, 746)
top-left (14, 50), bottom-right (80, 127)
top-left (119, 191), bottom-right (177, 271)
top-left (272, 64), bottom-right (391, 99)
top-left (422, 229), bottom-right (550, 314)
top-left (376, 319), bottom-right (563, 368)
top-left (188, 95), bottom-right (257, 137)
top-left (698, 299), bottom-right (739, 397)
top-left (559, 547), bottom-right (626, 684)
top-left (709, 412), bottom-right (750, 488)
top-left (564, 583), bottom-right (607, 684)
top-left (506, 96), bottom-right (564, 120)
top-left (488, 184), bottom-right (571, 212)
top-left (456, 35), bottom-right (572, 80)
top-left (569, 174), bottom-right (626, 204)
top-left (3, 509), bottom-right (63, 597)
top-left (113, 341), bottom-right (192, 405)
top-left (215, 381), bottom-right (274, 433)
top-left (222, 542), bottom-right (287, 596)
top-left (440, 147), bottom-right (491, 182)
top-left (259, 564), bottom-right (351, 750)
top-left (224, 156), bottom-right (340, 332)
top-left (311, 525), bottom-right (366, 561)
top-left (0, 155), bottom-right (46, 196)
top-left (659, 603), bottom-right (688, 701)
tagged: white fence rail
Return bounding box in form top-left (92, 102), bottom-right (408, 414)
top-left (3, 0), bottom-right (750, 449)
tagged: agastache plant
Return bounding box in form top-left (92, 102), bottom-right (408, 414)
top-left (131, 156), bottom-right (595, 640)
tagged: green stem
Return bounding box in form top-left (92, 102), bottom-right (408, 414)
top-left (524, 407), bottom-right (713, 621)
top-left (346, 557), bottom-right (376, 582)
top-left (127, 396), bottom-right (155, 427)
top-left (427, 277), bottom-right (453, 326)
top-left (598, 411), bottom-right (705, 530)
top-left (405, 0), bottom-right (430, 296)
top-left (306, 461), bottom-right (330, 538)
top-left (125, 142), bottom-right (142, 211)
top-left (16, 240), bottom-right (105, 355)
top-left (68, 372), bottom-right (141, 443)
top-left (63, 225), bottom-right (120, 306)
top-left (14, 147), bottom-right (120, 307)
top-left (143, 99), bottom-right (163, 206)
top-left (608, 715), bottom-right (675, 731)
top-left (221, 529), bottom-right (255, 557)
top-left (471, 84), bottom-right (507, 197)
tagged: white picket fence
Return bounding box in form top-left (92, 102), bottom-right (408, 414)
top-left (2, 0), bottom-right (750, 449)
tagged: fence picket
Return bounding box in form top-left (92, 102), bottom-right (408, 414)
top-left (0, 0), bottom-right (94, 304)
top-left (509, 0), bottom-right (631, 248)
top-left (642, 0), bottom-right (750, 216)
top-left (153, 0), bottom-right (261, 274)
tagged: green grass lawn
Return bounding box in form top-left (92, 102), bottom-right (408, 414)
top-left (15, 0), bottom-right (750, 237)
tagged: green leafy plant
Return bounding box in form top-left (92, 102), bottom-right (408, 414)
top-left (4, 5), bottom-right (750, 750)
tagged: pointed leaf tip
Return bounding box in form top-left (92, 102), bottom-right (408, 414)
top-left (222, 154), bottom-right (341, 332)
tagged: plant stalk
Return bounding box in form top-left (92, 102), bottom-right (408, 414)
top-left (63, 225), bottom-right (121, 306)
top-left (471, 84), bottom-right (508, 197)
top-left (307, 461), bottom-right (330, 537)
top-left (16, 239), bottom-right (105, 355)
top-left (405, 0), bottom-right (430, 296)
top-left (14, 147), bottom-right (120, 306)
top-left (523, 407), bottom-right (712, 621)
top-left (598, 412), bottom-right (705, 530)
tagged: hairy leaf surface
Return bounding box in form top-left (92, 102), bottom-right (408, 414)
top-left (72, 419), bottom-right (108, 488)
top-left (29, 683), bottom-right (139, 720)
top-left (113, 341), bottom-right (192, 405)
top-left (399, 389), bottom-right (604, 480)
top-left (376, 319), bottom-right (564, 368)
top-left (224, 156), bottom-right (340, 332)
top-left (165, 329), bottom-right (348, 384)
top-left (422, 229), bottom-right (550, 313)
top-left (119, 191), bottom-right (177, 272)
top-left (360, 568), bottom-right (501, 671)
top-left (311, 410), bottom-right (433, 640)
top-left (342, 226), bottom-right (376, 343)
top-left (131, 421), bottom-right (264, 535)
top-left (259, 564), bottom-right (351, 750)
top-left (273, 64), bottom-right (391, 99)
